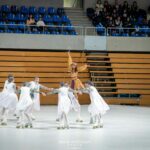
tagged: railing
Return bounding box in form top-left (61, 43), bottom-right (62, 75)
top-left (107, 27), bottom-right (150, 37)
top-left (0, 24), bottom-right (150, 37)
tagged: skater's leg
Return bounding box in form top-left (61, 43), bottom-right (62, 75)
top-left (16, 111), bottom-right (25, 128)
top-left (64, 113), bottom-right (69, 129)
top-left (1, 108), bottom-right (9, 125)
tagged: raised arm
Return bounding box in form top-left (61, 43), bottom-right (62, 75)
top-left (78, 64), bottom-right (88, 72)
top-left (68, 52), bottom-right (73, 72)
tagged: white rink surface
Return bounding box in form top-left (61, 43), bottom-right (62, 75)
top-left (0, 105), bottom-right (150, 150)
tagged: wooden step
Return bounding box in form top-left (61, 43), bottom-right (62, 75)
top-left (110, 58), bottom-right (150, 64)
top-left (108, 53), bottom-right (150, 59)
top-left (118, 89), bottom-right (150, 95)
top-left (111, 64), bottom-right (150, 69)
top-left (0, 78), bottom-right (89, 83)
top-left (90, 71), bottom-right (113, 73)
top-left (114, 74), bottom-right (150, 79)
top-left (86, 55), bottom-right (109, 58)
top-left (0, 51), bottom-right (85, 57)
top-left (87, 60), bottom-right (110, 63)
top-left (113, 69), bottom-right (150, 74)
top-left (91, 76), bottom-right (115, 78)
top-left (88, 66), bottom-right (112, 69)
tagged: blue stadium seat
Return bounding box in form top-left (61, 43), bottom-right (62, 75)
top-left (57, 8), bottom-right (65, 16)
top-left (1, 5), bottom-right (10, 13)
top-left (20, 6), bottom-right (28, 15)
top-left (10, 5), bottom-right (18, 14)
top-left (0, 21), bottom-right (5, 31)
top-left (7, 22), bottom-right (17, 31)
top-left (34, 14), bottom-right (40, 22)
top-left (38, 7), bottom-right (46, 15)
top-left (29, 6), bottom-right (37, 15)
top-left (43, 15), bottom-right (53, 24)
top-left (48, 7), bottom-right (57, 16)
top-left (7, 13), bottom-right (16, 21)
top-left (15, 14), bottom-right (26, 22)
top-left (53, 15), bottom-right (61, 24)
top-left (61, 15), bottom-right (70, 24)
top-left (0, 13), bottom-right (3, 21)
top-left (18, 22), bottom-right (25, 31)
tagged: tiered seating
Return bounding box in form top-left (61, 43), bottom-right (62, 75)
top-left (109, 53), bottom-right (150, 97)
top-left (0, 5), bottom-right (76, 35)
top-left (0, 51), bottom-right (89, 104)
top-left (86, 53), bottom-right (149, 105)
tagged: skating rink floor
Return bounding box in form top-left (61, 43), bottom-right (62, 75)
top-left (0, 105), bottom-right (150, 150)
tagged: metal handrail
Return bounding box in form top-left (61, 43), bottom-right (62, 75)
top-left (0, 24), bottom-right (150, 36)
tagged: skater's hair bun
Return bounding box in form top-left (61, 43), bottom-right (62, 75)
top-left (85, 80), bottom-right (94, 86)
top-left (8, 73), bottom-right (14, 78)
top-left (22, 82), bottom-right (28, 86)
top-left (60, 82), bottom-right (65, 87)
top-left (8, 76), bottom-right (14, 83)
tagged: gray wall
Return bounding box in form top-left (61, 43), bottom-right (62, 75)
top-left (83, 0), bottom-right (150, 11)
top-left (0, 33), bottom-right (150, 52)
top-left (0, 0), bottom-right (63, 8)
top-left (107, 37), bottom-right (150, 52)
top-left (0, 34), bottom-right (84, 50)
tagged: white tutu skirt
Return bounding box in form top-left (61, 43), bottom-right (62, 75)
top-left (58, 97), bottom-right (71, 115)
top-left (16, 97), bottom-right (33, 112)
top-left (0, 91), bottom-right (18, 110)
top-left (32, 93), bottom-right (40, 111)
top-left (88, 91), bottom-right (110, 116)
top-left (68, 92), bottom-right (80, 112)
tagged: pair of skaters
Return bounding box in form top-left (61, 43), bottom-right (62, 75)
top-left (48, 81), bottom-right (110, 129)
top-left (0, 75), bottom-right (51, 128)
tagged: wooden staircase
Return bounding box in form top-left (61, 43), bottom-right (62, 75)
top-left (86, 53), bottom-right (117, 97)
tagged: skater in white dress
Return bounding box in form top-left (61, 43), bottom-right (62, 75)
top-left (29, 77), bottom-right (51, 119)
top-left (56, 83), bottom-right (81, 123)
top-left (0, 76), bottom-right (18, 125)
top-left (81, 81), bottom-right (110, 128)
top-left (47, 82), bottom-right (71, 129)
top-left (16, 82), bottom-right (34, 128)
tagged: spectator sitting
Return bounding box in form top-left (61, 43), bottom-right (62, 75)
top-left (147, 6), bottom-right (150, 27)
top-left (96, 0), bottom-right (104, 12)
top-left (26, 15), bottom-right (35, 32)
top-left (36, 17), bottom-right (45, 32)
top-left (115, 16), bottom-right (122, 27)
top-left (131, 1), bottom-right (138, 18)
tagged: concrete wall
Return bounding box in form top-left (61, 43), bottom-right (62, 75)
top-left (0, 33), bottom-right (150, 52)
top-left (107, 37), bottom-right (150, 52)
top-left (0, 34), bottom-right (84, 50)
top-left (0, 0), bottom-right (63, 8)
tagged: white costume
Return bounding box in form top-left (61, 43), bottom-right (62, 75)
top-left (16, 86), bottom-right (33, 128)
top-left (29, 81), bottom-right (41, 111)
top-left (58, 87), bottom-right (71, 115)
top-left (0, 80), bottom-right (18, 110)
top-left (87, 86), bottom-right (110, 116)
top-left (16, 87), bottom-right (33, 112)
top-left (68, 91), bottom-right (80, 112)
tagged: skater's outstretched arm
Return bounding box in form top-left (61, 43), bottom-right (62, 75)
top-left (79, 88), bottom-right (90, 94)
top-left (46, 89), bottom-right (60, 95)
top-left (40, 84), bottom-right (53, 91)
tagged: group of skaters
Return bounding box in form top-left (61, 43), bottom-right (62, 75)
top-left (0, 74), bottom-right (109, 129)
top-left (0, 52), bottom-right (110, 129)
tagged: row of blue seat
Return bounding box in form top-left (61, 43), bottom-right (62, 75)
top-left (0, 5), bottom-right (65, 16)
top-left (0, 28), bottom-right (77, 35)
top-left (0, 14), bottom-right (71, 24)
